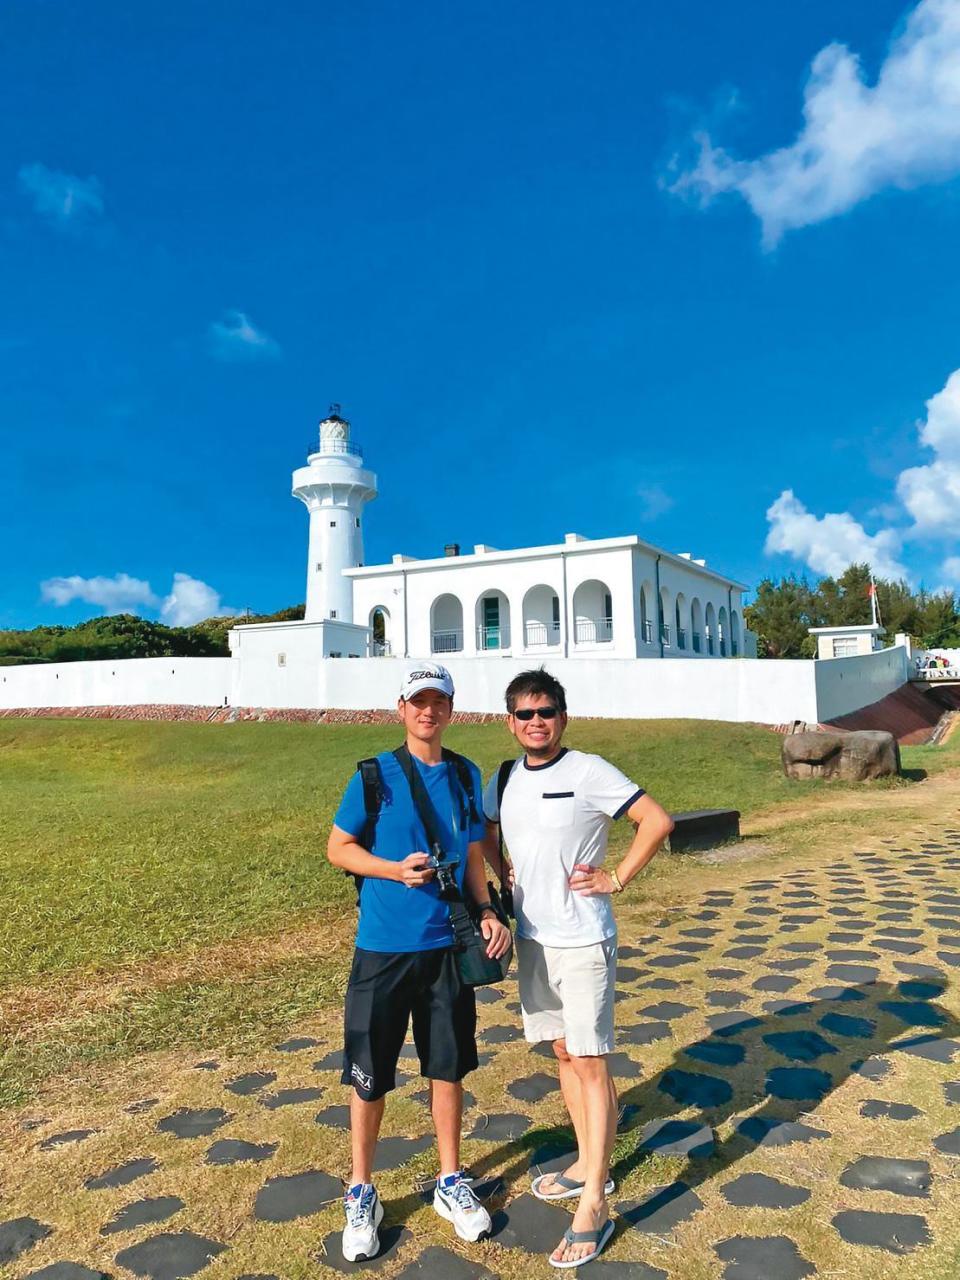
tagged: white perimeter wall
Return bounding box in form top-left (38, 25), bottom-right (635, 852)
top-left (317, 655), bottom-right (822, 723)
top-left (0, 657), bottom-right (232, 709)
top-left (813, 644), bottom-right (910, 720)
top-left (0, 645), bottom-right (911, 725)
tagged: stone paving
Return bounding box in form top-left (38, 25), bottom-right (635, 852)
top-left (3, 826), bottom-right (960, 1278)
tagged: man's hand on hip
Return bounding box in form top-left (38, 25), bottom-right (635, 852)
top-left (568, 864), bottom-right (617, 897)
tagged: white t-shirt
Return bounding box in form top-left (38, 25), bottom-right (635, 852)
top-left (483, 748), bottom-right (644, 948)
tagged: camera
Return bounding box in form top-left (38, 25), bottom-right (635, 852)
top-left (425, 847), bottom-right (460, 900)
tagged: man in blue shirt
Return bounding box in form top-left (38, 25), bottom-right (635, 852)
top-left (327, 663), bottom-right (511, 1262)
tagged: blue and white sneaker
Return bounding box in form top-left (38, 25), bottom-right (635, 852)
top-left (342, 1182), bottom-right (384, 1262)
top-left (433, 1171), bottom-right (492, 1242)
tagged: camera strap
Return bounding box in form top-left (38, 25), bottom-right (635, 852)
top-left (391, 745), bottom-right (480, 950)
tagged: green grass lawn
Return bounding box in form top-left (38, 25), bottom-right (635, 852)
top-left (0, 716), bottom-right (946, 990)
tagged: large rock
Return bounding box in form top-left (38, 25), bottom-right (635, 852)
top-left (782, 730), bottom-right (900, 781)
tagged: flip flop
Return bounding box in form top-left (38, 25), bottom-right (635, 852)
top-left (531, 1172), bottom-right (615, 1201)
top-left (548, 1218), bottom-right (615, 1269)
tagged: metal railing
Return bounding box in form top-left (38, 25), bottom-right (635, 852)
top-left (477, 624), bottom-right (511, 651)
top-left (431, 629), bottom-right (463, 654)
top-left (307, 438), bottom-right (364, 460)
top-left (641, 619), bottom-right (653, 644)
top-left (676, 627), bottom-right (686, 651)
top-left (524, 620), bottom-right (561, 647)
top-left (660, 622), bottom-right (671, 648)
top-left (371, 641), bottom-right (391, 657)
top-left (707, 634), bottom-right (715, 656)
top-left (692, 632), bottom-right (701, 653)
top-left (575, 617), bottom-right (613, 644)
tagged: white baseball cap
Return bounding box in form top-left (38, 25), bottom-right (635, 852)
top-left (400, 663), bottom-right (455, 701)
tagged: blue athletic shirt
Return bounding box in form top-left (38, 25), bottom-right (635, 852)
top-left (333, 750), bottom-right (486, 953)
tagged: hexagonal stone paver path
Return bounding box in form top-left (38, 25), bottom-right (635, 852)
top-left (714, 1235), bottom-right (816, 1279)
top-left (100, 1196), bottom-right (185, 1235)
top-left (252, 1170), bottom-right (342, 1222)
top-left (0, 1217), bottom-right (52, 1264)
top-left (114, 1231), bottom-right (226, 1279)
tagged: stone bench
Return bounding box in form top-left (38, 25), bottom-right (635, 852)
top-left (666, 808), bottom-right (741, 852)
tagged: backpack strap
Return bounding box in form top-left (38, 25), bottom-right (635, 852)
top-left (492, 759), bottom-right (517, 916)
top-left (351, 756), bottom-right (383, 901)
top-left (442, 748), bottom-right (482, 830)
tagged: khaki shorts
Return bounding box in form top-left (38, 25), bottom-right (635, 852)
top-left (515, 934), bottom-right (617, 1057)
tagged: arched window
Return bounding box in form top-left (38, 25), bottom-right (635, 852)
top-left (719, 605), bottom-right (728, 657)
top-left (659, 586), bottom-right (671, 648)
top-left (573, 579), bottom-right (613, 645)
top-left (731, 609), bottom-right (740, 657)
top-left (475, 589), bottom-right (511, 651)
top-left (690, 598), bottom-right (703, 654)
top-left (430, 594), bottom-right (464, 654)
top-left (705, 602), bottom-right (717, 656)
top-left (369, 606), bottom-right (390, 656)
top-left (639, 582), bottom-right (654, 645)
top-left (674, 592), bottom-right (687, 651)
top-left (523, 584), bottom-right (561, 649)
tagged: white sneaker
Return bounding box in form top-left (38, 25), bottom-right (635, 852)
top-left (342, 1183), bottom-right (384, 1262)
top-left (433, 1171), bottom-right (492, 1242)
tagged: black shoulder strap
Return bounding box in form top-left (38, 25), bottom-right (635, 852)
top-left (350, 756), bottom-right (383, 902)
top-left (496, 759), bottom-right (515, 812)
top-left (494, 759), bottom-right (516, 894)
top-left (442, 748), bottom-right (482, 828)
top-left (391, 745), bottom-right (480, 938)
top-left (357, 757), bottom-right (383, 851)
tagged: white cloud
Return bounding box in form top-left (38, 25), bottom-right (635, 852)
top-left (941, 555), bottom-right (960, 584)
top-left (18, 162), bottom-right (104, 229)
top-left (209, 310), bottom-right (280, 362)
top-left (160, 573), bottom-right (242, 627)
top-left (897, 367), bottom-right (960, 535)
top-left (637, 484), bottom-right (674, 521)
top-left (764, 490), bottom-right (908, 580)
top-left (670, 0), bottom-right (960, 247)
top-left (40, 572), bottom-right (158, 613)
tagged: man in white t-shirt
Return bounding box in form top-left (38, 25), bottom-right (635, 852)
top-left (483, 669), bottom-right (673, 1270)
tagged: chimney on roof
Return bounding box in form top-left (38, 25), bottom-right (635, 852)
top-left (444, 542), bottom-right (460, 557)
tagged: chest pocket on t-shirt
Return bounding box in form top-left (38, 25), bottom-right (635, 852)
top-left (539, 791), bottom-right (576, 828)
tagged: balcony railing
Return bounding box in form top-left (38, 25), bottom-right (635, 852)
top-left (524, 620), bottom-right (561, 647)
top-left (660, 622), bottom-right (671, 648)
top-left (477, 624), bottom-right (511, 651)
top-left (431, 628), bottom-right (463, 654)
top-left (641, 619), bottom-right (653, 644)
top-left (575, 617), bottom-right (613, 644)
top-left (371, 641), bottom-right (391, 657)
top-left (692, 632), bottom-right (701, 653)
top-left (307, 438), bottom-right (364, 460)
top-left (677, 627), bottom-right (687, 651)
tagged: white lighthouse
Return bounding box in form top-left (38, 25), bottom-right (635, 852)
top-left (292, 406), bottom-right (378, 623)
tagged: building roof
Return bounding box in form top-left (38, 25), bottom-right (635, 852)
top-left (345, 532), bottom-right (748, 591)
top-left (807, 624), bottom-right (884, 635)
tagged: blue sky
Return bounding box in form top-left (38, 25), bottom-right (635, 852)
top-left (4, 0), bottom-right (960, 628)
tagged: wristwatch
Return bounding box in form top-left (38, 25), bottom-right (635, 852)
top-left (476, 902), bottom-right (495, 917)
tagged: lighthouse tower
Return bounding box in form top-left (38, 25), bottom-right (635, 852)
top-left (292, 407), bottom-right (378, 623)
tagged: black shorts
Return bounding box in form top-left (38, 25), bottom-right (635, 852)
top-left (342, 946), bottom-right (478, 1101)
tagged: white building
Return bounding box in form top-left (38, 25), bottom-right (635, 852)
top-left (808, 623), bottom-right (885, 661)
top-left (231, 409), bottom-right (751, 666)
top-left (0, 407), bottom-right (914, 724)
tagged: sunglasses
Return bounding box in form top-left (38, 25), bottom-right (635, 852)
top-left (513, 706), bottom-right (561, 721)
